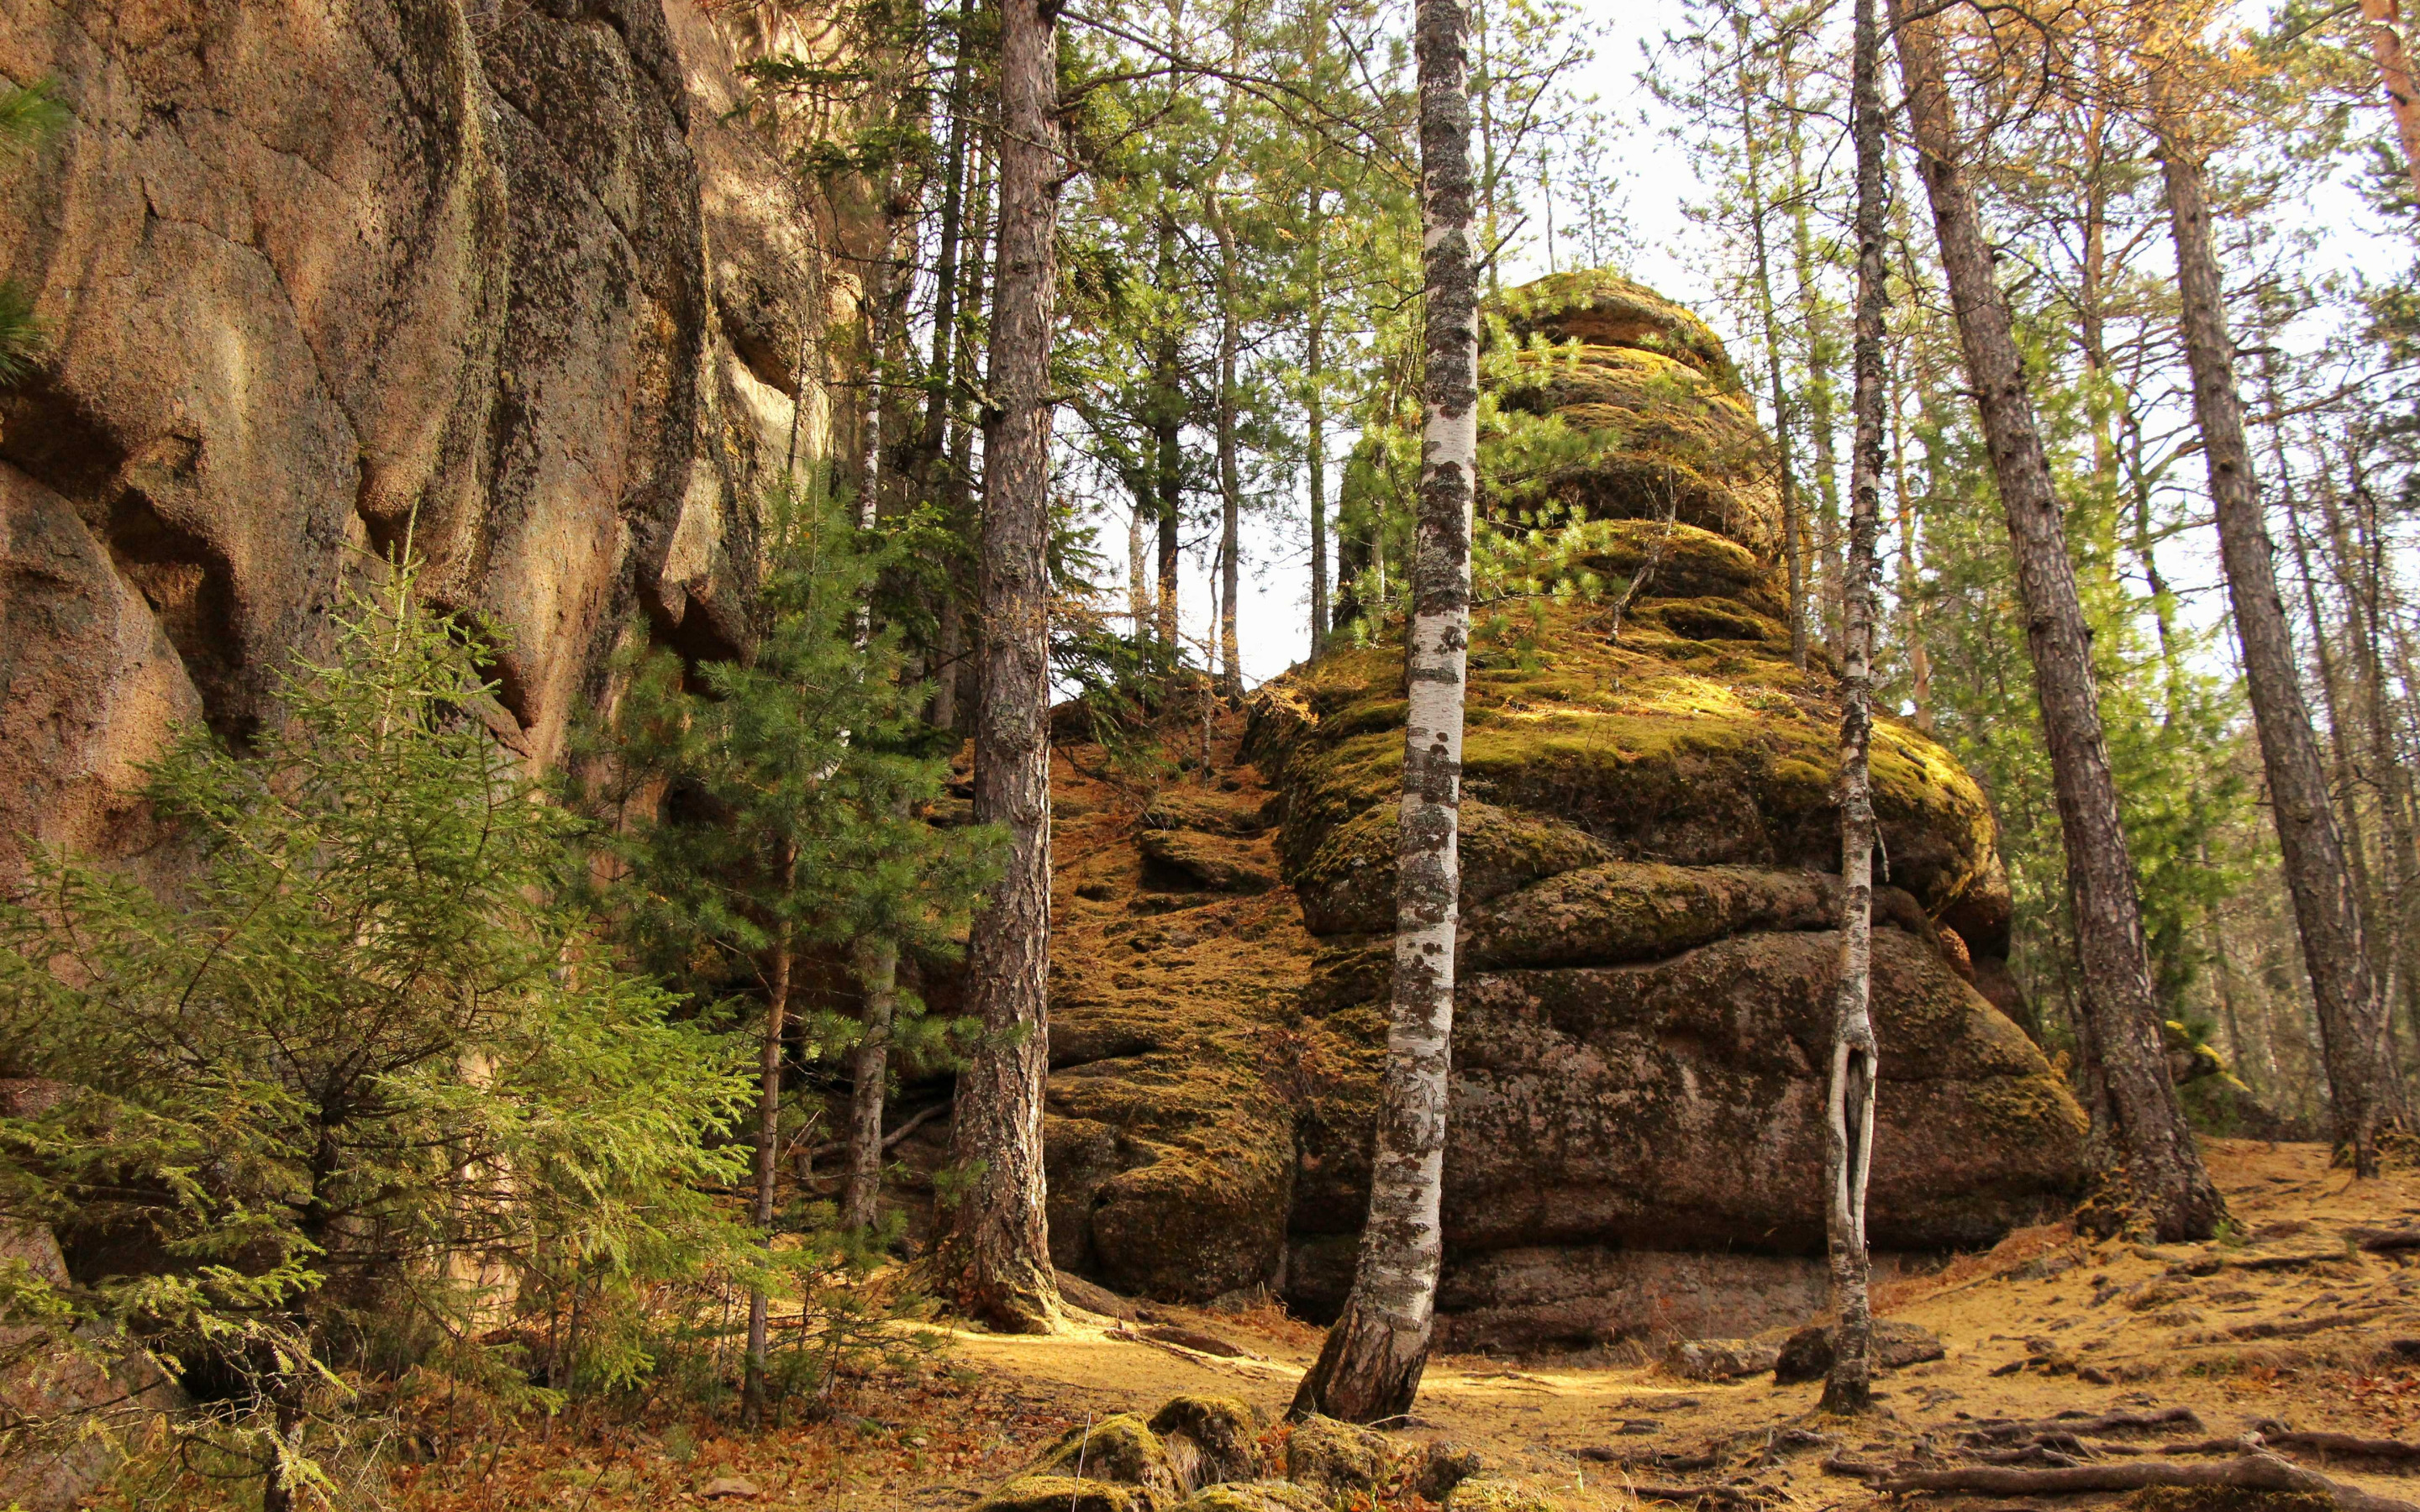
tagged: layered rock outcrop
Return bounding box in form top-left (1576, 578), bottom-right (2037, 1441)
top-left (1035, 271), bottom-right (2086, 1348)
top-left (0, 0), bottom-right (858, 872)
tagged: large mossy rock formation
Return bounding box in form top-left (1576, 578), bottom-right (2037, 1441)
top-left (1034, 271), bottom-right (2086, 1350)
top-left (0, 0), bottom-right (857, 870)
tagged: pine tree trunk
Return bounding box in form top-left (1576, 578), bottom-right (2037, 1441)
top-left (1822, 0), bottom-right (1886, 1416)
top-left (1154, 211), bottom-right (1183, 660)
top-left (2360, 0), bottom-right (2420, 205)
top-left (2316, 468), bottom-right (2420, 1110)
top-left (1291, 0), bottom-right (1476, 1426)
top-left (934, 0), bottom-right (1065, 1333)
top-left (1308, 206), bottom-right (1331, 655)
top-left (911, 9), bottom-right (974, 496)
top-left (1733, 14), bottom-right (1807, 670)
top-left (937, 143), bottom-right (994, 736)
top-left (1890, 366), bottom-right (1932, 731)
top-left (744, 937), bottom-right (793, 1421)
top-left (1130, 499), bottom-right (1151, 633)
top-left (1216, 212), bottom-right (1243, 696)
top-left (1891, 0), bottom-right (2223, 1242)
top-left (2157, 111), bottom-right (2391, 1175)
top-left (1782, 51), bottom-right (1843, 655)
top-left (843, 934), bottom-right (899, 1231)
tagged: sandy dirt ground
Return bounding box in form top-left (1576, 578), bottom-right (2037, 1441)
top-left (340, 1137), bottom-right (2418, 1512)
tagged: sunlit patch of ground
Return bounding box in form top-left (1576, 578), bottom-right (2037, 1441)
top-left (257, 1137), bottom-right (2416, 1512)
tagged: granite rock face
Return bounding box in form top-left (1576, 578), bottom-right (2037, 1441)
top-left (0, 4), bottom-right (856, 1500)
top-left (0, 0), bottom-right (858, 872)
top-left (1037, 272), bottom-right (2087, 1348)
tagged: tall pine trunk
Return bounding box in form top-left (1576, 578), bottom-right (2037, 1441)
top-left (1732, 13), bottom-right (1808, 670)
top-left (912, 5), bottom-right (975, 499)
top-left (1308, 201), bottom-right (1331, 655)
top-left (2155, 102), bottom-right (2391, 1175)
top-left (744, 935), bottom-right (794, 1421)
top-left (935, 143), bottom-right (995, 737)
top-left (934, 0), bottom-right (1065, 1333)
top-left (843, 935), bottom-right (899, 1230)
top-left (1214, 208), bottom-right (1243, 696)
top-left (1891, 0), bottom-right (2223, 1241)
top-left (2360, 0), bottom-right (2420, 204)
top-left (1290, 0), bottom-right (1476, 1426)
top-left (1153, 213), bottom-right (1183, 660)
top-left (1821, 0), bottom-right (1886, 1416)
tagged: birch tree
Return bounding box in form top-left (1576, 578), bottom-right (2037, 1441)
top-left (1821, 0), bottom-right (1886, 1416)
top-left (1290, 0), bottom-right (1479, 1425)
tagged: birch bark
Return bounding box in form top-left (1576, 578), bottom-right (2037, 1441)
top-left (1821, 0), bottom-right (1886, 1415)
top-left (1289, 0), bottom-right (1477, 1425)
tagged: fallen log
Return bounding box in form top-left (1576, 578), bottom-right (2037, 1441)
top-left (1876, 1452), bottom-right (2418, 1512)
top-left (1971, 1446), bottom-right (2088, 1468)
top-left (1135, 1324), bottom-right (1261, 1360)
top-left (1576, 1448), bottom-right (1721, 1473)
top-left (2169, 1251), bottom-right (2350, 1277)
top-left (2347, 1227), bottom-right (2420, 1253)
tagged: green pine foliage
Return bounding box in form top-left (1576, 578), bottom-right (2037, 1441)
top-left (571, 484), bottom-right (1002, 1179)
top-left (0, 557), bottom-right (752, 1494)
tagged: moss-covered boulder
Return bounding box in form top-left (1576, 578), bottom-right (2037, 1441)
top-left (977, 1478), bottom-right (1159, 1512)
top-left (1450, 1482), bottom-right (1567, 1512)
top-left (1150, 1397), bottom-right (1265, 1490)
top-left (1283, 1416), bottom-right (1398, 1496)
top-left (1028, 269), bottom-right (2085, 1350)
top-left (1141, 828), bottom-right (1277, 895)
top-left (1176, 1484), bottom-right (1331, 1512)
top-left (1009, 1415), bottom-right (1183, 1512)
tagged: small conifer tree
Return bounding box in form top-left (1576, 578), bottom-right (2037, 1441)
top-left (0, 554), bottom-right (751, 1509)
top-left (572, 485), bottom-right (999, 1420)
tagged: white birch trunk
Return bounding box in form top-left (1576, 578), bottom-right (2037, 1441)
top-left (1290, 0), bottom-right (1476, 1427)
top-left (1821, 0), bottom-right (1886, 1416)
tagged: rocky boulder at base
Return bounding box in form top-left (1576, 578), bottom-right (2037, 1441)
top-left (1026, 270), bottom-right (2087, 1351)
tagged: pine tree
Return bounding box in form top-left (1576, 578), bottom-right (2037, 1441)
top-left (2148, 31), bottom-right (2395, 1173)
top-left (0, 558), bottom-right (749, 1508)
top-left (934, 0), bottom-right (1069, 1335)
top-left (1891, 0), bottom-right (2225, 1242)
top-left (576, 487), bottom-right (998, 1418)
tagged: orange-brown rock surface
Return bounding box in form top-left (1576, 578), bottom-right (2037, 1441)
top-left (0, 0), bottom-right (855, 871)
top-left (1026, 272), bottom-right (2087, 1349)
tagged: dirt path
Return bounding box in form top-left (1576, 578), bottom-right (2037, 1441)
top-left (942, 1137), bottom-right (2420, 1509)
top-left (376, 1139), bottom-right (2417, 1512)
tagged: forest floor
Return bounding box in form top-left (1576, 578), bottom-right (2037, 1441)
top-left (358, 1137), bottom-right (2420, 1512)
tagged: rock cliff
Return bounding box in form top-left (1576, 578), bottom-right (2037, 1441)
top-left (0, 0), bottom-right (2082, 1357)
top-left (0, 0), bottom-right (860, 872)
top-left (1028, 271), bottom-right (2087, 1350)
